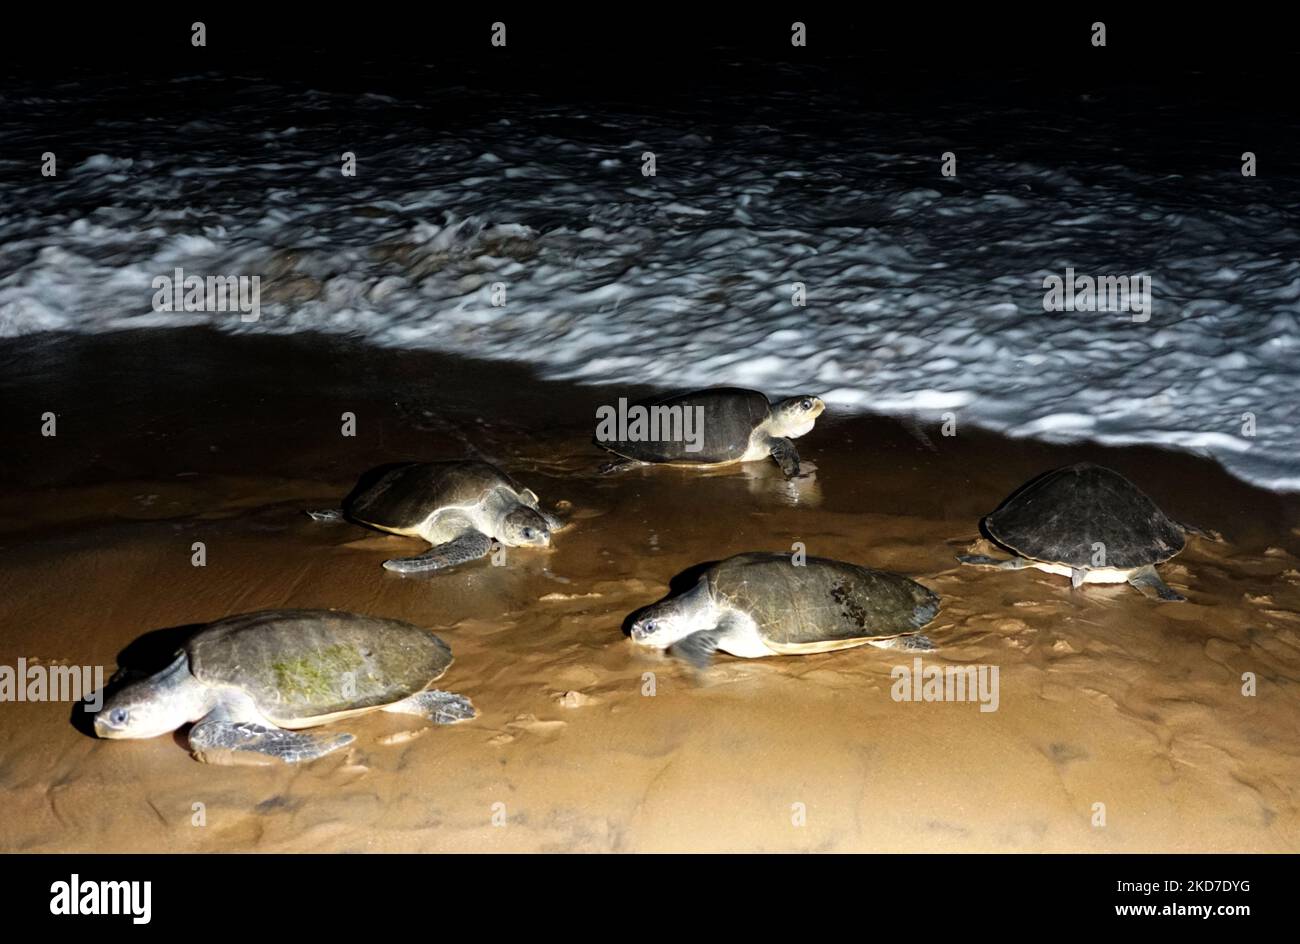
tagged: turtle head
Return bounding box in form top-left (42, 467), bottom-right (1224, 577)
top-left (94, 653), bottom-right (204, 740)
top-left (500, 505), bottom-right (552, 548)
top-left (770, 395), bottom-right (826, 439)
top-left (629, 584), bottom-right (715, 650)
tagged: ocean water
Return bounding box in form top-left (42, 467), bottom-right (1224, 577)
top-left (2, 63), bottom-right (1297, 490)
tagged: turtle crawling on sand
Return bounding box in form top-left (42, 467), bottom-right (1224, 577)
top-left (309, 460), bottom-right (559, 573)
top-left (957, 463), bottom-right (1194, 601)
top-left (596, 387), bottom-right (826, 477)
top-left (94, 610), bottom-right (476, 765)
top-left (628, 552), bottom-right (940, 667)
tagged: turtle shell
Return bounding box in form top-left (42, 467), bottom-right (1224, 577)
top-left (186, 610), bottom-right (453, 727)
top-left (984, 463), bottom-right (1184, 569)
top-left (347, 460), bottom-right (519, 531)
top-left (706, 552), bottom-right (939, 652)
top-left (600, 387), bottom-right (772, 463)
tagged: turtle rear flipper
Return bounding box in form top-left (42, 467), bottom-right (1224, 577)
top-left (767, 436), bottom-right (800, 477)
top-left (1176, 520), bottom-right (1224, 542)
top-left (188, 713), bottom-right (354, 765)
top-left (382, 689), bottom-right (477, 724)
top-left (957, 554), bottom-right (1026, 569)
top-left (307, 508), bottom-right (345, 523)
top-left (869, 633), bottom-right (937, 652)
top-left (1127, 565), bottom-right (1186, 602)
top-left (598, 457), bottom-right (642, 475)
top-left (383, 530), bottom-right (493, 573)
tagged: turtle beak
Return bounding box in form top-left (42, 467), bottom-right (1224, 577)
top-left (94, 711), bottom-right (121, 738)
top-left (811, 397), bottom-right (826, 416)
top-left (94, 701), bottom-right (141, 738)
top-left (629, 618), bottom-right (660, 644)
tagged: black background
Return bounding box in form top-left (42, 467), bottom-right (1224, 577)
top-left (6, 852), bottom-right (1285, 929)
top-left (0, 0), bottom-right (1295, 906)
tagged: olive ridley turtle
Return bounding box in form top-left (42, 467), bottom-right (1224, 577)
top-left (309, 459), bottom-right (559, 572)
top-left (957, 463), bottom-right (1194, 601)
top-left (628, 551), bottom-right (940, 667)
top-left (95, 609), bottom-right (476, 764)
top-left (596, 387), bottom-right (826, 478)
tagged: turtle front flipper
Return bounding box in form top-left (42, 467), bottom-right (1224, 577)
top-left (188, 710), bottom-right (354, 765)
top-left (382, 689), bottom-right (477, 724)
top-left (671, 628), bottom-right (725, 668)
top-left (1127, 565), bottom-right (1186, 602)
top-left (383, 530), bottom-right (493, 573)
top-left (767, 437), bottom-right (800, 477)
top-left (957, 554), bottom-right (1026, 569)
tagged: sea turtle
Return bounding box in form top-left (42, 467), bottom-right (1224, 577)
top-left (596, 387), bottom-right (826, 477)
top-left (628, 552), bottom-right (940, 667)
top-left (957, 463), bottom-right (1193, 601)
top-left (94, 609), bottom-right (476, 764)
top-left (308, 459), bottom-right (559, 573)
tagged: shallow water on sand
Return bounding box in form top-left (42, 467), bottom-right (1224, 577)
top-left (1, 330), bottom-right (1298, 851)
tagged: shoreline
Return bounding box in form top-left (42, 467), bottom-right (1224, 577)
top-left (4, 326), bottom-right (1298, 505)
top-left (1, 327), bottom-right (1298, 852)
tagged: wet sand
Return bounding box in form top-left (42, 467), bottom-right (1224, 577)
top-left (1, 328), bottom-right (1298, 852)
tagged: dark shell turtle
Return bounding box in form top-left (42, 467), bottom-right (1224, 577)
top-left (596, 387), bottom-right (825, 477)
top-left (348, 460), bottom-right (529, 534)
top-left (959, 463), bottom-right (1192, 601)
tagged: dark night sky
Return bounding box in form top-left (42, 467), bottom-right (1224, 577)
top-left (4, 10), bottom-right (1295, 177)
top-left (3, 10), bottom-right (1295, 78)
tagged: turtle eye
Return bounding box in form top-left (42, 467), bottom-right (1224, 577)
top-left (643, 620), bottom-right (656, 633)
top-left (110, 708), bottom-right (129, 726)
top-left (522, 527), bottom-right (535, 540)
top-left (800, 398), bottom-right (813, 410)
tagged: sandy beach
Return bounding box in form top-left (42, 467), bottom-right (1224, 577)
top-left (0, 328), bottom-right (1296, 852)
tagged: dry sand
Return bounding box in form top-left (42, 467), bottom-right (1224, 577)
top-left (1, 328), bottom-right (1297, 852)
